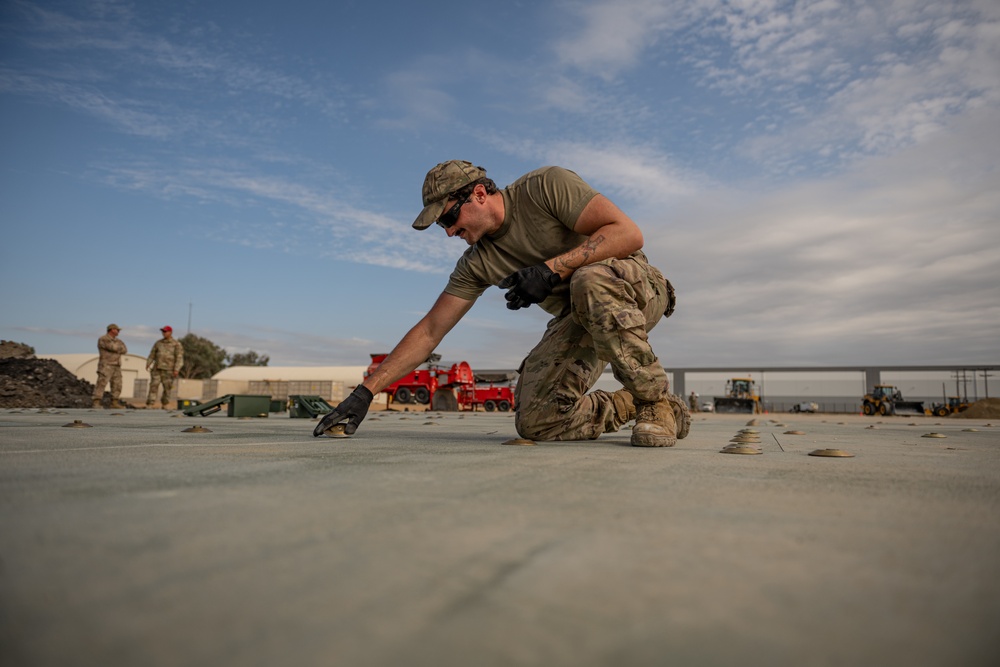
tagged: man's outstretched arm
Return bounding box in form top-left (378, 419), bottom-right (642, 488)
top-left (314, 291), bottom-right (474, 436)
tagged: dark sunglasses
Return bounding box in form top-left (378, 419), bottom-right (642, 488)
top-left (436, 193), bottom-right (469, 229)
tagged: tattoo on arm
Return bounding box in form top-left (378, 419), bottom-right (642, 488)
top-left (554, 234), bottom-right (605, 273)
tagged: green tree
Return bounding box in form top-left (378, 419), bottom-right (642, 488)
top-left (227, 351), bottom-right (270, 367)
top-left (179, 333), bottom-right (227, 379)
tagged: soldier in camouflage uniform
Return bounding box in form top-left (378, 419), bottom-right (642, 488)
top-left (93, 324), bottom-right (127, 409)
top-left (145, 326), bottom-right (184, 409)
top-left (315, 161), bottom-right (689, 446)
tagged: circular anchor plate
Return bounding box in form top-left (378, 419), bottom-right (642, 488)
top-left (809, 448), bottom-right (854, 457)
top-left (721, 445), bottom-right (762, 455)
top-left (322, 423), bottom-right (350, 438)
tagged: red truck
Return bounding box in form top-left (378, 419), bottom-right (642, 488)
top-left (461, 382), bottom-right (514, 412)
top-left (367, 354), bottom-right (515, 411)
top-left (366, 353), bottom-right (439, 405)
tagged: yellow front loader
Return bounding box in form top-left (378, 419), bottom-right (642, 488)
top-left (714, 378), bottom-right (763, 414)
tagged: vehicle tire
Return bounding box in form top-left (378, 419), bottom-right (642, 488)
top-left (792, 405), bottom-right (800, 412)
top-left (863, 403), bottom-right (875, 416)
top-left (414, 387), bottom-right (430, 404)
top-left (498, 400), bottom-right (511, 412)
top-left (484, 400), bottom-right (497, 412)
top-left (878, 403), bottom-right (891, 416)
top-left (395, 387), bottom-right (412, 404)
top-left (935, 406), bottom-right (948, 417)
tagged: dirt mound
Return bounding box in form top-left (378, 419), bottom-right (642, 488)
top-left (0, 356), bottom-right (94, 409)
top-left (0, 340), bottom-right (35, 360)
top-left (955, 398), bottom-right (1000, 420)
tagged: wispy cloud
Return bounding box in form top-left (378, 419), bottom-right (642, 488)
top-left (549, 0), bottom-right (1000, 173)
top-left (94, 160), bottom-right (462, 273)
top-left (644, 106), bottom-right (1000, 365)
top-left (0, 68), bottom-right (173, 137)
top-left (2, 0), bottom-right (348, 137)
top-left (552, 0), bottom-right (679, 78)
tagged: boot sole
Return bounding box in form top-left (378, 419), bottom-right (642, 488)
top-left (631, 428), bottom-right (677, 448)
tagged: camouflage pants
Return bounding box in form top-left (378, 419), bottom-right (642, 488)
top-left (147, 370), bottom-right (175, 406)
top-left (515, 252), bottom-right (672, 441)
top-left (93, 363), bottom-right (122, 400)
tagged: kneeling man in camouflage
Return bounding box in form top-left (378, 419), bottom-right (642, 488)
top-left (315, 161), bottom-right (689, 446)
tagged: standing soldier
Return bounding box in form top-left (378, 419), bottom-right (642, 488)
top-left (146, 326), bottom-right (184, 409)
top-left (93, 324), bottom-right (127, 409)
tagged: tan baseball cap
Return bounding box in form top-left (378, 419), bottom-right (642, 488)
top-left (107, 324), bottom-right (121, 331)
top-left (412, 160), bottom-right (487, 230)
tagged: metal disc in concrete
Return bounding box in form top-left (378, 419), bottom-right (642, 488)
top-left (784, 430), bottom-right (806, 435)
top-left (922, 433), bottom-right (947, 438)
top-left (809, 449), bottom-right (854, 457)
top-left (322, 424), bottom-right (350, 438)
top-left (502, 438), bottom-right (536, 446)
top-left (62, 420), bottom-right (92, 428)
top-left (182, 426), bottom-right (213, 433)
top-left (721, 445), bottom-right (762, 455)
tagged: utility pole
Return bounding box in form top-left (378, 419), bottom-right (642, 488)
top-left (187, 302), bottom-right (192, 336)
top-left (952, 369), bottom-right (967, 400)
top-left (982, 369), bottom-right (993, 399)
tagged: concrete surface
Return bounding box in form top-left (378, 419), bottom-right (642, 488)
top-left (1, 407), bottom-right (998, 667)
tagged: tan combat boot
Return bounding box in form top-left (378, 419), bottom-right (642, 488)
top-left (92, 398), bottom-right (102, 409)
top-left (110, 399), bottom-right (123, 409)
top-left (631, 398), bottom-right (678, 447)
top-left (629, 392), bottom-right (691, 447)
top-left (161, 402), bottom-right (172, 410)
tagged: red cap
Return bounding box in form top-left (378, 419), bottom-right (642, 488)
top-left (160, 325), bottom-right (173, 332)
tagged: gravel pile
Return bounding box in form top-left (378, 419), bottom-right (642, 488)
top-left (0, 340), bottom-right (35, 360)
top-left (0, 341), bottom-right (95, 409)
top-left (956, 398), bottom-right (1000, 420)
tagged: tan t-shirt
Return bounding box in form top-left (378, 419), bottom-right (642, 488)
top-left (444, 166), bottom-right (598, 316)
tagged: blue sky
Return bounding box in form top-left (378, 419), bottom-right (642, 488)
top-left (1, 0), bottom-right (998, 370)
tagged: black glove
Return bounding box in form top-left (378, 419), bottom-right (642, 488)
top-left (498, 263), bottom-right (561, 310)
top-left (313, 385), bottom-right (374, 437)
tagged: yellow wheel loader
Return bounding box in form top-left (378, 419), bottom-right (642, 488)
top-left (928, 396), bottom-right (969, 417)
top-left (714, 378), bottom-right (763, 414)
top-left (861, 385), bottom-right (925, 416)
